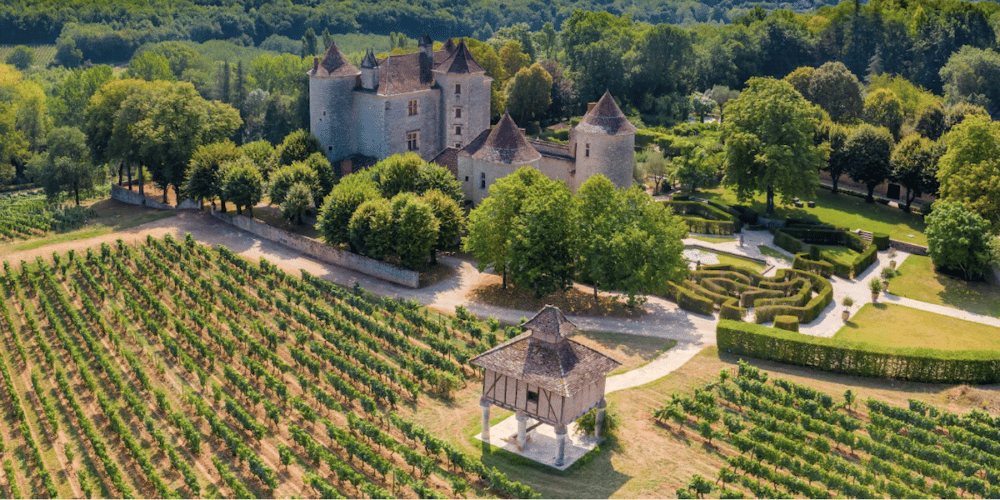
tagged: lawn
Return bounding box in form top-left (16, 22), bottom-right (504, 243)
top-left (687, 235), bottom-right (735, 244)
top-left (814, 244), bottom-right (860, 268)
top-left (696, 186), bottom-right (927, 246)
top-left (400, 345), bottom-right (1000, 498)
top-left (888, 255), bottom-right (1000, 318)
top-left (713, 252), bottom-right (766, 273)
top-left (835, 302), bottom-right (1000, 350)
top-left (569, 331), bottom-right (677, 376)
top-left (758, 244), bottom-right (790, 262)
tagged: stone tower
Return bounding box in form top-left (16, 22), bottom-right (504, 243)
top-left (308, 42), bottom-right (360, 163)
top-left (432, 40), bottom-right (492, 151)
top-left (359, 49), bottom-right (378, 91)
top-left (569, 92), bottom-right (637, 190)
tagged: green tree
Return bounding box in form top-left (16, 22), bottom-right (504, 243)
top-left (689, 91), bottom-right (716, 122)
top-left (821, 121), bottom-right (851, 194)
top-left (708, 86), bottom-right (739, 123)
top-left (51, 65), bottom-right (114, 129)
top-left (318, 173), bottom-right (381, 248)
top-left (54, 35), bottom-right (83, 68)
top-left (643, 149), bottom-right (671, 193)
top-left (5, 46), bottom-right (33, 71)
top-left (561, 10), bottom-right (634, 103)
top-left (783, 66), bottom-right (814, 100)
top-left (421, 189), bottom-right (464, 265)
top-left (926, 201), bottom-right (999, 280)
top-left (505, 63), bottom-right (552, 124)
top-left (915, 102), bottom-right (946, 140)
top-left (463, 166), bottom-right (548, 288)
top-left (35, 127), bottom-right (97, 205)
top-left (302, 152), bottom-right (335, 201)
top-left (535, 22), bottom-right (558, 60)
top-left (509, 177), bottom-right (577, 298)
top-left (85, 79), bottom-right (160, 195)
top-left (126, 51), bottom-right (175, 81)
top-left (463, 38), bottom-right (507, 122)
top-left (269, 162), bottom-right (319, 206)
top-left (239, 140), bottom-right (276, 180)
top-left (221, 158), bottom-right (263, 216)
top-left (498, 40), bottom-right (531, 79)
top-left (628, 24), bottom-right (695, 102)
top-left (281, 182), bottom-right (313, 225)
top-left (184, 140), bottom-right (241, 210)
top-left (394, 195), bottom-right (439, 271)
top-left (845, 124), bottom-right (894, 203)
top-left (940, 46), bottom-right (1000, 119)
top-left (937, 115), bottom-right (1000, 230)
top-left (369, 152), bottom-right (462, 203)
top-left (348, 198), bottom-right (395, 260)
top-left (687, 474), bottom-right (715, 499)
top-left (722, 77), bottom-right (828, 215)
top-left (673, 144), bottom-right (719, 193)
top-left (945, 103), bottom-right (990, 133)
top-left (276, 129), bottom-right (322, 167)
top-left (808, 61), bottom-right (863, 123)
top-left (864, 88), bottom-right (905, 141)
top-left (891, 133), bottom-right (940, 211)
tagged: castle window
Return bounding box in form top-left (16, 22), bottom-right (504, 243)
top-left (455, 125), bottom-right (462, 136)
top-left (480, 172), bottom-right (486, 189)
top-left (455, 107), bottom-right (462, 118)
top-left (585, 143), bottom-right (590, 158)
top-left (323, 111), bottom-right (327, 116)
top-left (465, 176), bottom-right (469, 182)
top-left (406, 131), bottom-right (420, 151)
top-left (455, 84), bottom-right (461, 95)
top-left (408, 100), bottom-right (419, 116)
top-left (456, 142), bottom-right (463, 148)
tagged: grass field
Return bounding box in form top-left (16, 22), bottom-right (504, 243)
top-left (697, 186), bottom-right (927, 246)
top-left (0, 45), bottom-right (57, 70)
top-left (888, 255), bottom-right (1000, 318)
top-left (814, 244), bottom-right (861, 268)
top-left (758, 244), bottom-right (790, 262)
top-left (835, 302), bottom-right (1000, 350)
top-left (570, 331), bottom-right (677, 376)
top-left (403, 346), bottom-right (1000, 498)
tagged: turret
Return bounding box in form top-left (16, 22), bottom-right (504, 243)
top-left (308, 41), bottom-right (361, 162)
top-left (433, 39), bottom-right (492, 152)
top-left (569, 92), bottom-right (636, 190)
top-left (360, 49), bottom-right (379, 91)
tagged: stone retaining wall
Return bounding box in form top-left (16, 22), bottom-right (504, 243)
top-left (111, 184), bottom-right (200, 210)
top-left (888, 239), bottom-right (928, 256)
top-left (210, 210), bottom-right (420, 288)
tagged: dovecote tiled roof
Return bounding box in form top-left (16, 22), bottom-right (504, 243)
top-left (310, 42), bottom-right (360, 77)
top-left (576, 91), bottom-right (636, 136)
top-left (467, 113), bottom-right (541, 164)
top-left (470, 306), bottom-right (621, 396)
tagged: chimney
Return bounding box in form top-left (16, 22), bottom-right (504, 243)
top-left (587, 102), bottom-right (597, 112)
top-left (313, 56), bottom-right (319, 72)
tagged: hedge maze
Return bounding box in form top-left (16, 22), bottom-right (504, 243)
top-left (774, 224), bottom-right (880, 279)
top-left (667, 264), bottom-right (833, 327)
top-left (664, 200), bottom-right (745, 236)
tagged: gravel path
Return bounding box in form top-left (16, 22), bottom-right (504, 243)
top-left (5, 209), bottom-right (999, 394)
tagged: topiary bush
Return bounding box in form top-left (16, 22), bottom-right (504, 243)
top-left (774, 315), bottom-right (800, 332)
top-left (872, 232), bottom-right (890, 250)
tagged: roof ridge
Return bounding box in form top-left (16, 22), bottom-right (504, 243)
top-left (471, 113), bottom-right (541, 164)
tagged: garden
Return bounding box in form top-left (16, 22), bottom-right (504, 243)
top-left (835, 303), bottom-right (1000, 351)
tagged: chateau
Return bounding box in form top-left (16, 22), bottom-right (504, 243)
top-left (309, 37), bottom-right (636, 205)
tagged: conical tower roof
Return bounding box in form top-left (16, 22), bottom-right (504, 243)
top-left (312, 42), bottom-right (360, 77)
top-left (576, 91), bottom-right (636, 136)
top-left (471, 113), bottom-right (541, 164)
top-left (360, 49), bottom-right (378, 69)
top-left (522, 305), bottom-right (577, 344)
top-left (437, 39), bottom-right (486, 74)
top-left (442, 37), bottom-right (457, 54)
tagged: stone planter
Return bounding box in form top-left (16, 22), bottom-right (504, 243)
top-left (872, 292), bottom-right (879, 302)
top-left (842, 309), bottom-right (850, 322)
top-left (882, 279), bottom-right (890, 293)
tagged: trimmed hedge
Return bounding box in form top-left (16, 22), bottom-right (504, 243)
top-left (717, 320), bottom-right (1000, 384)
top-left (720, 302), bottom-right (746, 321)
top-left (774, 315), bottom-right (799, 332)
top-left (667, 282), bottom-right (714, 316)
top-left (664, 201), bottom-right (742, 235)
top-left (753, 269), bottom-right (833, 324)
top-left (872, 232), bottom-right (890, 251)
top-left (793, 253), bottom-right (834, 277)
top-left (775, 228), bottom-right (877, 279)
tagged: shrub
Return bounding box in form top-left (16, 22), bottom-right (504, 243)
top-left (575, 403), bottom-right (618, 438)
top-left (774, 315), bottom-right (799, 332)
top-left (663, 201), bottom-right (742, 235)
top-left (872, 232), bottom-right (890, 250)
top-left (869, 278), bottom-right (883, 294)
top-left (926, 201), bottom-right (998, 280)
top-left (793, 253), bottom-right (834, 277)
top-left (668, 283), bottom-right (715, 316)
top-left (720, 300), bottom-right (745, 321)
top-left (716, 320), bottom-right (1000, 384)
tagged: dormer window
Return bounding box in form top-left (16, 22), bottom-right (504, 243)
top-left (585, 143), bottom-right (590, 158)
top-left (455, 84), bottom-right (461, 95)
top-left (408, 100), bottom-right (419, 116)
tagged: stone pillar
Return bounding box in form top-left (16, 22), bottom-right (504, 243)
top-left (595, 398), bottom-right (607, 437)
top-left (480, 398), bottom-right (491, 441)
top-left (515, 410), bottom-right (527, 450)
top-left (554, 424), bottom-right (568, 466)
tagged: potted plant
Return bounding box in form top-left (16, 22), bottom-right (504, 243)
top-left (841, 296), bottom-right (853, 322)
top-left (888, 247), bottom-right (898, 269)
top-left (880, 267), bottom-right (895, 293)
top-left (869, 278), bottom-right (883, 302)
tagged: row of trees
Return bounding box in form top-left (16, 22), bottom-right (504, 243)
top-left (464, 169), bottom-right (689, 302)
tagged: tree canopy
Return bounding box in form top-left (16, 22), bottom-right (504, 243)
top-left (845, 124), bottom-right (895, 203)
top-left (926, 201), bottom-right (999, 280)
top-left (937, 114), bottom-right (1000, 230)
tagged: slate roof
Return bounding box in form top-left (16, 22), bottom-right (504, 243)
top-left (310, 42), bottom-right (360, 77)
top-left (436, 40), bottom-right (486, 75)
top-left (360, 49), bottom-right (378, 69)
top-left (470, 306), bottom-right (621, 396)
top-left (431, 147), bottom-right (460, 177)
top-left (576, 91), bottom-right (636, 136)
top-left (467, 113), bottom-right (541, 164)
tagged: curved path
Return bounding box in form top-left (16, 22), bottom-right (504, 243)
top-left (5, 207), bottom-right (1000, 394)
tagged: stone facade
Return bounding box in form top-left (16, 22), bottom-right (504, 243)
top-left (309, 37), bottom-right (492, 164)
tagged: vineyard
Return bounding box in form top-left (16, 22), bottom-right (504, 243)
top-left (0, 193), bottom-right (91, 242)
top-left (0, 233), bottom-right (536, 498)
top-left (0, 45), bottom-right (57, 68)
top-left (658, 360), bottom-right (1000, 499)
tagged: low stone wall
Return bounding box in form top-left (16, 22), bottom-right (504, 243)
top-left (111, 184), bottom-right (200, 210)
top-left (210, 210), bottom-right (420, 288)
top-left (889, 239), bottom-right (928, 256)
